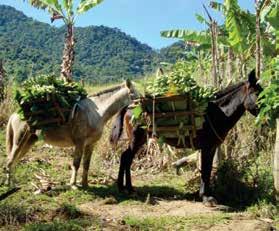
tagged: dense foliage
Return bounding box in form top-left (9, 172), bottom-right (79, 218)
top-left (15, 75), bottom-right (87, 129)
top-left (257, 57), bottom-right (279, 128)
top-left (159, 41), bottom-right (189, 64)
top-left (0, 5), bottom-right (168, 83)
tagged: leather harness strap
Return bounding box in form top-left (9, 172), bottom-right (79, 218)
top-left (205, 114), bottom-right (224, 143)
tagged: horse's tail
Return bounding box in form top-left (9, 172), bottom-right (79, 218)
top-left (6, 114), bottom-right (14, 155)
top-left (110, 106), bottom-right (128, 146)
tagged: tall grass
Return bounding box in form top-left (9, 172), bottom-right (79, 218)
top-left (0, 87), bottom-right (17, 127)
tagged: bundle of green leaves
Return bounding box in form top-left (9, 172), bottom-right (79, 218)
top-left (146, 60), bottom-right (216, 108)
top-left (15, 75), bottom-right (87, 129)
top-left (132, 61), bottom-right (217, 133)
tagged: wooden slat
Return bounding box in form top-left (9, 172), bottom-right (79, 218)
top-left (188, 95), bottom-right (196, 138)
top-left (147, 126), bottom-right (193, 132)
top-left (141, 94), bottom-right (190, 104)
top-left (30, 118), bottom-right (62, 127)
top-left (145, 111), bottom-right (204, 119)
top-left (25, 108), bottom-right (71, 116)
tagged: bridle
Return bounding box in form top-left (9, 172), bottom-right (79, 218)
top-left (242, 81), bottom-right (259, 113)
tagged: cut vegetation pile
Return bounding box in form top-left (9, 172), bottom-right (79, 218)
top-left (14, 75), bottom-right (87, 130)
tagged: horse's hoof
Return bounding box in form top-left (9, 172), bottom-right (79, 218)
top-left (202, 196), bottom-right (218, 207)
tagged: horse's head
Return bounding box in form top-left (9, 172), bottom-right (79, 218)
top-left (243, 70), bottom-right (263, 116)
top-left (125, 79), bottom-right (140, 100)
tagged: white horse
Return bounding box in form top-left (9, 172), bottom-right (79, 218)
top-left (5, 80), bottom-right (138, 188)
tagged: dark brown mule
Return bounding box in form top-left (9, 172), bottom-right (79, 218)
top-left (110, 70), bottom-right (263, 204)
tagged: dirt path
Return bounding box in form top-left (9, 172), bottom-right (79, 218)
top-left (79, 199), bottom-right (274, 231)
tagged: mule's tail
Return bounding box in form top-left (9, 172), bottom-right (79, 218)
top-left (110, 106), bottom-right (128, 146)
top-left (6, 115), bottom-right (14, 155)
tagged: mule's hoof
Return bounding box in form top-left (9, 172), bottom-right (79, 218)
top-left (70, 184), bottom-right (79, 190)
top-left (117, 183), bottom-right (125, 193)
top-left (126, 187), bottom-right (136, 194)
top-left (202, 196), bottom-right (218, 207)
top-left (4, 179), bottom-right (16, 189)
top-left (81, 183), bottom-right (89, 188)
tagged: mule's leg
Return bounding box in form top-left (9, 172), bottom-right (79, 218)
top-left (81, 144), bottom-right (93, 188)
top-left (6, 133), bottom-right (37, 186)
top-left (125, 128), bottom-right (146, 192)
top-left (118, 148), bottom-right (130, 192)
top-left (70, 145), bottom-right (84, 188)
top-left (124, 148), bottom-right (136, 192)
top-left (6, 144), bottom-right (22, 186)
top-left (200, 146), bottom-right (217, 205)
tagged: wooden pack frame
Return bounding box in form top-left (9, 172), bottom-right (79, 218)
top-left (20, 94), bottom-right (72, 129)
top-left (137, 94), bottom-right (206, 148)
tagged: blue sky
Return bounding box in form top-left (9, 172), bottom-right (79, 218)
top-left (0, 0), bottom-right (254, 49)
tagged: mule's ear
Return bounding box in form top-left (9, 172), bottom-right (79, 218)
top-left (125, 79), bottom-right (132, 88)
top-left (248, 69), bottom-right (257, 86)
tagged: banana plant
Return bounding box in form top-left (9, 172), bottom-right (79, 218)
top-left (211, 1), bottom-right (278, 63)
top-left (161, 9), bottom-right (225, 87)
top-left (25, 0), bottom-right (104, 82)
top-left (255, 0), bottom-right (279, 194)
top-left (210, 1), bottom-right (255, 57)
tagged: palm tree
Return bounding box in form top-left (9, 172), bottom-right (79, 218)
top-left (25, 0), bottom-right (103, 82)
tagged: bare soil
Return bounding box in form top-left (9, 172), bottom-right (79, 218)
top-left (79, 199), bottom-right (274, 231)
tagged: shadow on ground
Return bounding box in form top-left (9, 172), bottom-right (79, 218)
top-left (79, 183), bottom-right (200, 204)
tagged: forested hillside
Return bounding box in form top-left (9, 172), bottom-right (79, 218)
top-left (0, 5), bottom-right (182, 83)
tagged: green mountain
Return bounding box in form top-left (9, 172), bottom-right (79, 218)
top-left (0, 5), bottom-right (163, 83)
top-left (160, 41), bottom-right (187, 64)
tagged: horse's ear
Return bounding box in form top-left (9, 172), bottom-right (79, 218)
top-left (125, 79), bottom-right (132, 88)
top-left (248, 69), bottom-right (257, 86)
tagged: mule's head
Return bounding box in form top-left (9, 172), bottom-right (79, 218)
top-left (243, 70), bottom-right (263, 116)
top-left (125, 79), bottom-right (140, 100)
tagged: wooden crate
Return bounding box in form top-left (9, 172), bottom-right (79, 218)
top-left (138, 94), bottom-right (206, 146)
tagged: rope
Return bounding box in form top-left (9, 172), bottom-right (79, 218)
top-left (205, 114), bottom-right (224, 143)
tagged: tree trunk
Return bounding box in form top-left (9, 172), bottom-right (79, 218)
top-left (61, 23), bottom-right (74, 82)
top-left (220, 46), bottom-right (225, 86)
top-left (210, 21), bottom-right (219, 86)
top-left (226, 48), bottom-right (233, 85)
top-left (237, 56), bottom-right (244, 80)
top-left (255, 0), bottom-right (261, 79)
top-left (0, 59), bottom-right (6, 102)
top-left (274, 119), bottom-right (279, 196)
top-left (210, 21), bottom-right (223, 168)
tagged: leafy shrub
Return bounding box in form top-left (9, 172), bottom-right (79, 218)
top-left (0, 203), bottom-right (35, 226)
top-left (257, 57), bottom-right (279, 128)
top-left (213, 152), bottom-right (274, 208)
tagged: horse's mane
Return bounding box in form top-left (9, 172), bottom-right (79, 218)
top-left (213, 81), bottom-right (245, 103)
top-left (90, 84), bottom-right (124, 97)
top-left (214, 81), bottom-right (245, 99)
